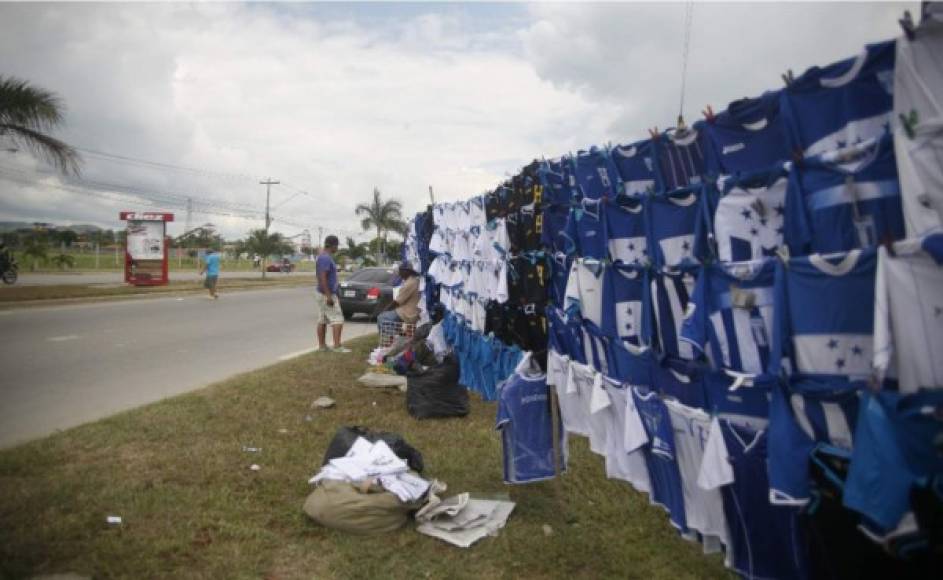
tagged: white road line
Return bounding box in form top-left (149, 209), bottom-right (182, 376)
top-left (47, 335), bottom-right (80, 342)
top-left (278, 347), bottom-right (319, 361)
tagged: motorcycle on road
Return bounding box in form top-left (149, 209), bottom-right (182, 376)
top-left (2, 258), bottom-right (18, 285)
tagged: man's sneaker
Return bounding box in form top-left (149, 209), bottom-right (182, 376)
top-left (331, 346), bottom-right (352, 353)
top-left (315, 346), bottom-right (331, 353)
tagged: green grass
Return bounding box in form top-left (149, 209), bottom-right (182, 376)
top-left (0, 335), bottom-right (731, 580)
top-left (12, 251), bottom-right (317, 273)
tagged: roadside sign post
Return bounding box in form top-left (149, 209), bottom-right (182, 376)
top-left (119, 212), bottom-right (174, 286)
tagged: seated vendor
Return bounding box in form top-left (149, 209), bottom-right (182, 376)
top-left (378, 261), bottom-right (421, 330)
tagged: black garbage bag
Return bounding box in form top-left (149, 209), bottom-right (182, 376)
top-left (406, 354), bottom-right (469, 419)
top-left (322, 426), bottom-right (424, 473)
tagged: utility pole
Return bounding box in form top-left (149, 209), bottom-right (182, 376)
top-left (428, 185), bottom-right (435, 205)
top-left (318, 226), bottom-right (323, 249)
top-left (259, 178), bottom-right (280, 232)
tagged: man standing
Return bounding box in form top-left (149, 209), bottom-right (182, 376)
top-left (200, 247), bottom-right (220, 299)
top-left (378, 261), bottom-right (421, 331)
top-left (315, 235), bottom-right (350, 352)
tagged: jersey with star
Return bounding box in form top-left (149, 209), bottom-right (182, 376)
top-left (770, 248), bottom-right (877, 382)
top-left (784, 133), bottom-right (904, 255)
top-left (601, 264), bottom-right (651, 346)
top-left (780, 40), bottom-right (895, 157)
top-left (648, 186), bottom-right (707, 269)
top-left (713, 166), bottom-right (789, 262)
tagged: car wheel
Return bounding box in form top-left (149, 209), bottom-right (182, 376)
top-left (342, 309), bottom-right (352, 320)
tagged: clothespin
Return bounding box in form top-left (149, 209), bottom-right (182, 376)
top-left (881, 233), bottom-right (897, 257)
top-left (702, 104), bottom-right (716, 123)
top-left (899, 10), bottom-right (916, 40)
top-left (781, 68), bottom-right (795, 87)
top-left (676, 114), bottom-right (687, 132)
top-left (899, 109), bottom-right (918, 139)
top-left (648, 126), bottom-right (660, 141)
top-left (791, 148), bottom-right (805, 168)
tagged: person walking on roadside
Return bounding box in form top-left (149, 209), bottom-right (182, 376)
top-left (315, 235), bottom-right (350, 352)
top-left (377, 261), bottom-right (421, 331)
top-left (200, 247), bottom-right (220, 299)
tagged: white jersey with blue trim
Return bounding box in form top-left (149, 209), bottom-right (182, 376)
top-left (682, 259), bottom-right (776, 376)
top-left (894, 18), bottom-right (943, 237)
top-left (781, 40), bottom-right (895, 157)
top-left (702, 91), bottom-right (791, 177)
top-left (605, 195), bottom-right (649, 266)
top-left (713, 167), bottom-right (788, 263)
top-left (771, 249), bottom-right (877, 382)
top-left (611, 138), bottom-right (659, 196)
top-left (874, 238), bottom-right (943, 393)
top-left (564, 258), bottom-right (605, 326)
top-left (784, 134), bottom-right (905, 256)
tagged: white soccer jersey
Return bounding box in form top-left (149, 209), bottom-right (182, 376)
top-left (664, 400), bottom-right (731, 555)
top-left (475, 218), bottom-right (510, 261)
top-left (714, 177), bottom-right (788, 263)
top-left (469, 195), bottom-right (487, 230)
top-left (874, 240), bottom-right (943, 392)
top-left (428, 254), bottom-right (450, 284)
top-left (547, 349), bottom-right (569, 389)
top-left (470, 296), bottom-right (487, 332)
top-left (586, 370), bottom-right (612, 456)
top-left (894, 18), bottom-right (943, 237)
top-left (564, 258), bottom-right (605, 326)
top-left (604, 380), bottom-right (652, 494)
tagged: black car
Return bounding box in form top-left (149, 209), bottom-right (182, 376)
top-left (337, 267), bottom-right (397, 320)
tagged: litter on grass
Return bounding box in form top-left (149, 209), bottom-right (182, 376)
top-left (106, 516), bottom-right (122, 525)
top-left (242, 446), bottom-right (261, 453)
top-left (415, 493), bottom-right (515, 548)
top-left (311, 396), bottom-right (336, 409)
top-left (249, 464), bottom-right (261, 471)
top-left (357, 371), bottom-right (408, 390)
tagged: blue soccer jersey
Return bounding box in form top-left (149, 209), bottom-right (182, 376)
top-left (702, 91), bottom-right (792, 176)
top-left (681, 258), bottom-right (776, 376)
top-left (843, 390), bottom-right (943, 534)
top-left (600, 263), bottom-right (650, 346)
top-left (650, 268), bottom-right (698, 360)
top-left (548, 251), bottom-right (572, 309)
top-left (655, 126), bottom-right (707, 192)
top-left (652, 357), bottom-right (708, 410)
top-left (785, 134), bottom-right (904, 255)
top-left (626, 386), bottom-right (688, 531)
top-left (771, 249), bottom-right (877, 383)
top-left (768, 378), bottom-right (860, 506)
top-left (541, 204), bottom-right (571, 254)
top-left (713, 165), bottom-right (789, 263)
top-left (648, 187), bottom-right (707, 269)
top-left (605, 194), bottom-right (649, 266)
top-left (571, 198), bottom-right (608, 260)
top-left (537, 158), bottom-right (575, 206)
top-left (698, 418), bottom-right (809, 580)
top-left (611, 138), bottom-right (660, 195)
top-left (781, 40), bottom-right (895, 156)
top-left (573, 147), bottom-right (620, 201)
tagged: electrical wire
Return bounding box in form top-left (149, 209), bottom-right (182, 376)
top-left (678, 1), bottom-right (695, 123)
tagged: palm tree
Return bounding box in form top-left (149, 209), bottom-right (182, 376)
top-left (0, 76), bottom-right (81, 174)
top-left (243, 229), bottom-right (294, 279)
top-left (51, 253), bottom-right (75, 270)
top-left (355, 187), bottom-right (403, 265)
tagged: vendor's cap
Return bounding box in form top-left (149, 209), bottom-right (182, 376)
top-left (398, 260), bottom-right (417, 273)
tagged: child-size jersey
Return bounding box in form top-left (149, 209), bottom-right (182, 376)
top-left (873, 239), bottom-right (943, 393)
top-left (562, 360), bottom-right (596, 437)
top-left (611, 138), bottom-right (660, 196)
top-left (537, 158), bottom-right (575, 207)
top-left (496, 365), bottom-right (566, 484)
top-left (702, 91), bottom-right (791, 176)
top-left (681, 259), bottom-right (776, 376)
top-left (698, 418), bottom-right (809, 580)
top-left (648, 187), bottom-right (706, 269)
top-left (600, 264), bottom-right (650, 346)
top-left (900, 118), bottom-right (943, 237)
top-left (656, 126), bottom-right (707, 191)
top-left (541, 204), bottom-right (571, 254)
top-left (781, 40), bottom-right (895, 157)
top-left (843, 390), bottom-right (943, 533)
top-left (650, 268), bottom-right (697, 360)
top-left (601, 380), bottom-right (652, 494)
top-left (573, 147), bottom-right (620, 201)
top-left (664, 399), bottom-right (731, 557)
top-left (784, 134), bottom-right (904, 255)
top-left (625, 386), bottom-right (688, 531)
top-left (565, 198), bottom-right (608, 260)
top-left (713, 166), bottom-right (789, 262)
top-left (564, 258), bottom-right (605, 326)
top-left (474, 218), bottom-right (509, 261)
top-left (605, 194), bottom-right (649, 266)
top-left (771, 249), bottom-right (877, 383)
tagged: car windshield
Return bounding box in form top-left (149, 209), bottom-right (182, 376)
top-left (348, 269), bottom-right (393, 284)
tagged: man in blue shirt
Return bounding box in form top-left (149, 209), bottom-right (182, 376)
top-left (200, 248), bottom-right (220, 299)
top-left (315, 235), bottom-right (350, 352)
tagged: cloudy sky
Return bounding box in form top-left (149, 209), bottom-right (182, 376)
top-left (0, 1), bottom-right (912, 241)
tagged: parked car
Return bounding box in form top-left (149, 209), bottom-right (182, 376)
top-left (337, 267), bottom-right (396, 320)
top-left (266, 258), bottom-right (296, 273)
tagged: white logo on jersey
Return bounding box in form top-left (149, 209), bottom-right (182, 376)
top-left (722, 143), bottom-right (745, 155)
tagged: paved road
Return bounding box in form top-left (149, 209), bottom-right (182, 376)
top-left (0, 286), bottom-right (376, 448)
top-left (14, 271), bottom-right (316, 286)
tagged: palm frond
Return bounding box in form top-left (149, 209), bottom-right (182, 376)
top-left (1, 123), bottom-right (81, 175)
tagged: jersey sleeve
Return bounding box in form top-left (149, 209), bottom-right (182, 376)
top-left (494, 261), bottom-right (509, 304)
top-left (563, 209), bottom-right (580, 257)
top-left (680, 268), bottom-right (710, 356)
top-left (589, 372), bottom-right (612, 414)
top-left (697, 418), bottom-right (735, 490)
top-left (623, 390), bottom-right (649, 453)
top-left (871, 246), bottom-right (892, 383)
top-left (768, 259), bottom-right (791, 377)
top-left (495, 394), bottom-right (513, 430)
top-left (563, 261), bottom-right (581, 317)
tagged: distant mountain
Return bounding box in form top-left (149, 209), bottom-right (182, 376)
top-left (0, 221), bottom-right (104, 233)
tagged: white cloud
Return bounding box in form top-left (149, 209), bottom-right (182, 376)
top-left (0, 1), bottom-right (917, 241)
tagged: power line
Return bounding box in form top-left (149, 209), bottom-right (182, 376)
top-left (677, 1), bottom-right (695, 124)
